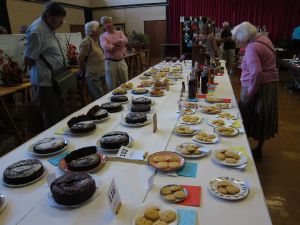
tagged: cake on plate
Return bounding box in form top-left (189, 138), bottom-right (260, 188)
top-left (100, 102), bottom-right (123, 113)
top-left (132, 97), bottom-right (152, 105)
top-left (99, 131), bottom-right (129, 149)
top-left (125, 112), bottom-right (147, 124)
top-left (111, 95), bottom-right (128, 103)
top-left (131, 104), bottom-right (151, 112)
top-left (69, 121), bottom-right (96, 134)
top-left (50, 172), bottom-right (96, 206)
top-left (3, 159), bottom-right (44, 185)
top-left (33, 137), bottom-right (66, 154)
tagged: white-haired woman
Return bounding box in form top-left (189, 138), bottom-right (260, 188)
top-left (232, 22), bottom-right (279, 158)
top-left (77, 21), bottom-right (105, 100)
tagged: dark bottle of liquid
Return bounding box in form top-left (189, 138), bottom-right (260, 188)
top-left (201, 73), bottom-right (208, 94)
top-left (188, 74), bottom-right (197, 99)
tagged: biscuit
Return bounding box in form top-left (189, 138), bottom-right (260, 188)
top-left (161, 187), bottom-right (172, 195)
top-left (217, 181), bottom-right (231, 187)
top-left (144, 208), bottom-right (160, 221)
top-left (193, 150), bottom-right (201, 155)
top-left (159, 210), bottom-right (176, 223)
top-left (174, 190), bottom-right (185, 199)
top-left (164, 194), bottom-right (176, 201)
top-left (215, 152), bottom-right (226, 161)
top-left (153, 156), bottom-right (164, 162)
top-left (170, 185), bottom-right (182, 192)
top-left (217, 187), bottom-right (228, 194)
top-left (153, 220), bottom-right (168, 225)
top-left (226, 185), bottom-right (240, 195)
top-left (224, 151), bottom-right (240, 160)
top-left (208, 134), bottom-right (216, 139)
top-left (156, 162), bottom-right (168, 169)
top-left (181, 148), bottom-right (191, 155)
top-left (164, 155), bottom-right (179, 162)
top-left (168, 162), bottom-right (180, 169)
top-left (225, 158), bottom-right (237, 164)
top-left (135, 217), bottom-right (153, 225)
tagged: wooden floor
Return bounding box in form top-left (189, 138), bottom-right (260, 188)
top-left (230, 74), bottom-right (300, 225)
top-left (1, 58), bottom-right (300, 225)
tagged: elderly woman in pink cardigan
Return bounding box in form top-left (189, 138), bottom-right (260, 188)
top-left (232, 22), bottom-right (279, 159)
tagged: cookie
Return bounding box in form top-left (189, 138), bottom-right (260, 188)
top-left (174, 190), bottom-right (185, 199)
top-left (215, 152), bottom-right (226, 160)
top-left (226, 185), bottom-right (240, 195)
top-left (217, 187), bottom-right (228, 194)
top-left (217, 180), bottom-right (231, 187)
top-left (193, 150), bottom-right (201, 155)
top-left (170, 185), bottom-right (182, 192)
top-left (224, 150), bottom-right (240, 159)
top-left (161, 187), bottom-right (172, 195)
top-left (181, 148), bottom-right (191, 155)
top-left (164, 194), bottom-right (176, 201)
top-left (168, 162), bottom-right (180, 169)
top-left (153, 220), bottom-right (168, 225)
top-left (164, 155), bottom-right (179, 162)
top-left (135, 216), bottom-right (153, 225)
top-left (156, 162), bottom-right (168, 169)
top-left (159, 210), bottom-right (176, 223)
top-left (144, 208), bottom-right (160, 221)
top-left (225, 158), bottom-right (237, 164)
top-left (153, 156), bottom-right (164, 162)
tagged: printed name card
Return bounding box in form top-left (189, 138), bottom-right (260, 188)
top-left (107, 179), bottom-right (122, 215)
top-left (117, 146), bottom-right (147, 161)
top-left (153, 113), bottom-right (158, 133)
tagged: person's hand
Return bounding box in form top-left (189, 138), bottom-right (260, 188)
top-left (113, 40), bottom-right (122, 46)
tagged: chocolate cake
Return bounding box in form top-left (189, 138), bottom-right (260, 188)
top-left (50, 172), bottom-right (96, 206)
top-left (87, 105), bottom-right (109, 120)
top-left (125, 112), bottom-right (147, 124)
top-left (101, 102), bottom-right (123, 113)
top-left (131, 104), bottom-right (151, 112)
top-left (111, 95), bottom-right (128, 103)
top-left (33, 137), bottom-right (67, 154)
top-left (3, 159), bottom-right (44, 185)
top-left (100, 131), bottom-right (129, 149)
top-left (132, 97), bottom-right (152, 105)
top-left (67, 115), bottom-right (93, 128)
top-left (64, 146), bottom-right (101, 171)
top-left (70, 121), bottom-right (96, 134)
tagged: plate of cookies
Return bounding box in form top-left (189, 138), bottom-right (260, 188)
top-left (207, 119), bottom-right (232, 128)
top-left (201, 105), bottom-right (222, 114)
top-left (120, 82), bottom-right (133, 90)
top-left (160, 184), bottom-right (188, 203)
top-left (179, 115), bottom-right (202, 125)
top-left (177, 108), bottom-right (196, 115)
top-left (205, 97), bottom-right (223, 104)
top-left (175, 142), bottom-right (211, 158)
top-left (132, 203), bottom-right (178, 225)
top-left (214, 126), bottom-right (239, 137)
top-left (192, 131), bottom-right (219, 144)
top-left (214, 103), bottom-right (232, 109)
top-left (217, 112), bottom-right (238, 120)
top-left (172, 125), bottom-right (199, 136)
top-left (148, 151), bottom-right (185, 172)
top-left (212, 149), bottom-right (247, 167)
top-left (208, 176), bottom-right (249, 200)
top-left (112, 88), bottom-right (127, 95)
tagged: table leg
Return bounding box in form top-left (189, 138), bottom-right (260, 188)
top-left (0, 97), bottom-right (24, 143)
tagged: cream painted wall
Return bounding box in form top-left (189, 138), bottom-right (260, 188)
top-left (7, 0), bottom-right (85, 34)
top-left (91, 0), bottom-right (166, 7)
top-left (93, 6), bottom-right (166, 34)
top-left (58, 0), bottom-right (91, 7)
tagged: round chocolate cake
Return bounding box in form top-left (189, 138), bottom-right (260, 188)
top-left (3, 159), bottom-right (44, 185)
top-left (87, 105), bottom-right (109, 120)
top-left (132, 97), bottom-right (152, 105)
top-left (111, 95), bottom-right (128, 103)
top-left (101, 102), bottom-right (123, 113)
top-left (33, 137), bottom-right (67, 154)
top-left (125, 112), bottom-right (147, 124)
top-left (100, 131), bottom-right (129, 149)
top-left (50, 172), bottom-right (96, 206)
top-left (64, 146), bottom-right (101, 171)
top-left (70, 121), bottom-right (96, 134)
top-left (131, 104), bottom-right (151, 112)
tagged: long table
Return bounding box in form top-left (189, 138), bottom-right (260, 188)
top-left (0, 61), bottom-right (272, 225)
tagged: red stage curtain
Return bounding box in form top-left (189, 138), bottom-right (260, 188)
top-left (168, 0), bottom-right (300, 44)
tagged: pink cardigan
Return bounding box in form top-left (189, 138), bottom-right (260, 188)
top-left (241, 35), bottom-right (279, 97)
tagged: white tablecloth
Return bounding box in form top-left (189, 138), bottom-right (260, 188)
top-left (0, 61), bottom-right (272, 225)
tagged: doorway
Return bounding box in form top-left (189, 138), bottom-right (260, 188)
top-left (70, 24), bottom-right (85, 38)
top-left (144, 20), bottom-right (166, 58)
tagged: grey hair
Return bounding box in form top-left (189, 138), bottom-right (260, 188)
top-left (232, 21), bottom-right (257, 43)
top-left (222, 21), bottom-right (229, 27)
top-left (100, 16), bottom-right (112, 25)
top-left (85, 21), bottom-right (99, 36)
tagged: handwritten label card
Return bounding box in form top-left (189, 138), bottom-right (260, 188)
top-left (153, 113), bottom-right (158, 133)
top-left (117, 146), bottom-right (147, 161)
top-left (107, 179), bottom-right (122, 215)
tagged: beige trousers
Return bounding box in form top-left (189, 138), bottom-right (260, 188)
top-left (105, 59), bottom-right (128, 91)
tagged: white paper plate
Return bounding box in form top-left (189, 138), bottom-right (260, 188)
top-left (96, 136), bottom-right (133, 152)
top-left (131, 202), bottom-right (178, 225)
top-left (0, 194), bottom-right (7, 213)
top-left (212, 150), bottom-right (248, 167)
top-left (192, 131), bottom-right (219, 144)
top-left (120, 113), bottom-right (152, 127)
top-left (207, 119), bottom-right (233, 128)
top-left (28, 137), bottom-right (69, 157)
top-left (175, 142), bottom-right (211, 158)
top-left (208, 176), bottom-right (249, 200)
top-left (48, 178), bottom-right (103, 209)
top-left (179, 115), bottom-right (202, 125)
top-left (2, 168), bottom-right (47, 188)
top-left (214, 127), bottom-right (239, 137)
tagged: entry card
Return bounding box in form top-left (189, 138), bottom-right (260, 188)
top-left (117, 146), bottom-right (147, 161)
top-left (107, 179), bottom-right (122, 215)
top-left (177, 208), bottom-right (197, 225)
top-left (153, 113), bottom-right (158, 133)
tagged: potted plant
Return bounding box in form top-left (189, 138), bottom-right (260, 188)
top-left (128, 30), bottom-right (150, 52)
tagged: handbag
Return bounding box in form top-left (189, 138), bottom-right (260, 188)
top-left (40, 35), bottom-right (76, 92)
